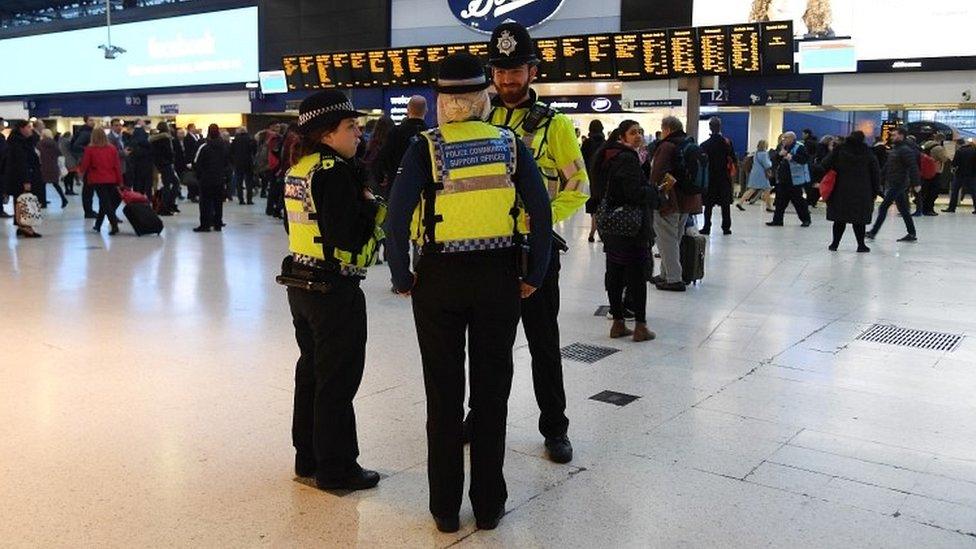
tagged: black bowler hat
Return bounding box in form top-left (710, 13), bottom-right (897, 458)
top-left (297, 90), bottom-right (366, 133)
top-left (434, 52), bottom-right (491, 94)
top-left (488, 22), bottom-right (538, 69)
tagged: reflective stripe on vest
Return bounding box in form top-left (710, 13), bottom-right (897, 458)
top-left (410, 121), bottom-right (518, 253)
top-left (489, 102), bottom-right (561, 199)
top-left (285, 153), bottom-right (382, 277)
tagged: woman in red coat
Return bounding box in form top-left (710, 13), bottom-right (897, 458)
top-left (77, 126), bottom-right (123, 234)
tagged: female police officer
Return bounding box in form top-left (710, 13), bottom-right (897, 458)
top-left (278, 90), bottom-right (385, 491)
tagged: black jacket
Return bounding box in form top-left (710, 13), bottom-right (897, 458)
top-left (822, 140), bottom-right (881, 225)
top-left (953, 144), bottom-right (976, 179)
top-left (3, 130), bottom-right (42, 195)
top-left (595, 141), bottom-right (654, 254)
top-left (149, 133), bottom-right (175, 167)
top-left (193, 138), bottom-right (230, 188)
top-left (310, 144), bottom-right (379, 253)
top-left (377, 117), bottom-right (427, 186)
top-left (230, 132), bottom-right (257, 172)
top-left (580, 132), bottom-right (605, 167)
top-left (883, 141), bottom-right (921, 192)
top-left (184, 133), bottom-right (203, 164)
top-left (70, 125), bottom-right (93, 157)
top-left (701, 133), bottom-right (735, 204)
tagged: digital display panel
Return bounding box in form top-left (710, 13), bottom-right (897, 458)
top-left (535, 38), bottom-right (561, 82)
top-left (587, 35), bottom-right (615, 79)
top-left (761, 21), bottom-right (795, 75)
top-left (668, 28), bottom-right (700, 76)
top-left (613, 33), bottom-right (642, 79)
top-left (640, 30), bottom-right (670, 78)
top-left (729, 24), bottom-right (761, 75)
top-left (560, 36), bottom-right (588, 80)
top-left (283, 56), bottom-right (302, 91)
top-left (698, 26), bottom-right (729, 75)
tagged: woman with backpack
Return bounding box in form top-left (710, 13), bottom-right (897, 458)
top-left (593, 120), bottom-right (656, 343)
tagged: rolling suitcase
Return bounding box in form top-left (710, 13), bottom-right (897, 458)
top-left (123, 202), bottom-right (164, 236)
top-left (680, 234), bottom-right (705, 285)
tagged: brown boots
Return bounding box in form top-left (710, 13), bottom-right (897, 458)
top-left (610, 320), bottom-right (656, 342)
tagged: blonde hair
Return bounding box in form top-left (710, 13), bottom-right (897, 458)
top-left (89, 126), bottom-right (109, 147)
top-left (749, 0), bottom-right (772, 22)
top-left (757, 139), bottom-right (768, 151)
top-left (41, 129), bottom-right (54, 140)
top-left (803, 0), bottom-right (832, 35)
top-left (437, 90), bottom-right (491, 126)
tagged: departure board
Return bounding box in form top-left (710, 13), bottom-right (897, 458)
top-left (587, 34), bottom-right (614, 79)
top-left (314, 54), bottom-right (336, 88)
top-left (729, 24), bottom-right (761, 75)
top-left (535, 38), bottom-right (561, 82)
top-left (282, 21), bottom-right (794, 90)
top-left (298, 55), bottom-right (320, 88)
top-left (761, 21), bottom-right (794, 74)
top-left (404, 47), bottom-right (428, 85)
top-left (641, 30), bottom-right (670, 78)
top-left (614, 33), bottom-right (642, 79)
top-left (668, 28), bottom-right (699, 76)
top-left (282, 56), bottom-right (302, 91)
top-left (698, 26), bottom-right (729, 75)
top-left (560, 36), bottom-right (588, 80)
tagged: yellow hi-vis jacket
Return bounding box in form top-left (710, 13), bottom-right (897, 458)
top-left (488, 95), bottom-right (589, 227)
top-left (285, 153), bottom-right (385, 277)
top-left (410, 121), bottom-right (520, 253)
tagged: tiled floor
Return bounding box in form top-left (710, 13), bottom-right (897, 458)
top-left (1, 197), bottom-right (975, 547)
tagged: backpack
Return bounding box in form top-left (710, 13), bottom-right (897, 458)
top-left (253, 137), bottom-right (271, 174)
top-left (919, 153), bottom-right (938, 180)
top-left (673, 137), bottom-right (709, 195)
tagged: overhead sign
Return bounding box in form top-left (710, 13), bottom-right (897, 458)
top-left (448, 0), bottom-right (566, 33)
top-left (160, 104), bottom-right (179, 114)
top-left (282, 22), bottom-right (792, 91)
top-left (633, 99), bottom-right (682, 108)
top-left (540, 95), bottom-right (623, 114)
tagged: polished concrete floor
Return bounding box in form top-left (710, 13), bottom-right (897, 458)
top-left (1, 194), bottom-right (975, 548)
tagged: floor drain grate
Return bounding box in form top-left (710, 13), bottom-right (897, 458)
top-left (594, 306), bottom-right (611, 317)
top-left (856, 324), bottom-right (963, 352)
top-left (590, 390), bottom-right (640, 407)
top-left (561, 342), bottom-right (619, 364)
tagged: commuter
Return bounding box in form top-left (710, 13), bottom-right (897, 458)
top-left (486, 22), bottom-right (589, 465)
top-left (263, 124), bottom-right (285, 218)
top-left (255, 124), bottom-right (280, 201)
top-left (183, 124), bottom-right (202, 202)
top-left (386, 52), bottom-right (552, 533)
top-left (361, 116), bottom-right (394, 198)
top-left (821, 131), bottom-right (880, 252)
top-left (700, 117), bottom-right (736, 235)
top-left (174, 128), bottom-right (192, 201)
top-left (593, 120), bottom-right (656, 341)
top-left (38, 129), bottom-right (68, 209)
top-left (376, 96), bottom-right (428, 195)
top-left (943, 138), bottom-right (976, 213)
top-left (0, 117), bottom-right (8, 218)
top-left (3, 120), bottom-right (43, 237)
top-left (651, 116), bottom-right (703, 292)
top-left (149, 122), bottom-right (180, 216)
top-left (806, 135), bottom-right (835, 208)
top-left (126, 124), bottom-right (153, 199)
top-left (230, 126), bottom-right (257, 205)
top-left (192, 124), bottom-right (230, 232)
top-left (279, 90), bottom-right (385, 493)
top-left (872, 136), bottom-right (889, 170)
top-left (867, 127), bottom-right (919, 242)
top-left (107, 119), bottom-right (128, 178)
top-left (77, 125), bottom-right (123, 235)
top-left (57, 131), bottom-right (77, 198)
top-left (767, 131), bottom-right (813, 227)
top-left (277, 123), bottom-right (301, 209)
top-left (916, 134), bottom-right (949, 216)
top-left (737, 140), bottom-right (773, 211)
top-left (582, 119), bottom-right (606, 242)
top-left (71, 116), bottom-right (97, 218)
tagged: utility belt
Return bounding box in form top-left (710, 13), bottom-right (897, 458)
top-left (276, 256), bottom-right (358, 294)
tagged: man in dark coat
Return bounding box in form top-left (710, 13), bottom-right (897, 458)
top-left (944, 139), bottom-right (976, 213)
top-left (699, 117), bottom-right (735, 235)
top-left (71, 116), bottom-right (97, 218)
top-left (230, 126), bottom-right (257, 205)
top-left (376, 95), bottom-right (428, 197)
top-left (183, 124), bottom-right (203, 201)
top-left (867, 127), bottom-right (919, 242)
top-left (0, 117), bottom-right (9, 218)
top-left (192, 124), bottom-right (230, 232)
top-left (821, 131), bottom-right (881, 251)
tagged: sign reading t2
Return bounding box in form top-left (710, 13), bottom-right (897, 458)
top-left (448, 0), bottom-right (565, 33)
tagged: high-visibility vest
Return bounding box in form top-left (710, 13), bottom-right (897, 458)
top-left (285, 153), bottom-right (385, 277)
top-left (410, 121), bottom-right (519, 254)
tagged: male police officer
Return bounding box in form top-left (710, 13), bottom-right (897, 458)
top-left (386, 53), bottom-right (552, 533)
top-left (483, 21), bottom-right (589, 464)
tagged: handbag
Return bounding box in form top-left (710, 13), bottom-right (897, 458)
top-left (819, 169), bottom-right (838, 202)
top-left (15, 193), bottom-right (43, 227)
top-left (595, 154), bottom-right (644, 238)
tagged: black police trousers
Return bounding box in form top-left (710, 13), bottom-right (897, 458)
top-left (520, 252), bottom-right (569, 439)
top-left (411, 250), bottom-right (520, 521)
top-left (287, 282), bottom-right (367, 483)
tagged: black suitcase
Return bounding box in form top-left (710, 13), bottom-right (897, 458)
top-left (680, 234), bottom-right (705, 284)
top-left (124, 203), bottom-right (164, 236)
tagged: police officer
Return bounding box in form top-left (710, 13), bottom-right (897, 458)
top-left (482, 21), bottom-right (590, 464)
top-left (278, 90), bottom-right (386, 492)
top-left (385, 53), bottom-right (552, 533)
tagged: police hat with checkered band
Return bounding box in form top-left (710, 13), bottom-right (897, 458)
top-left (488, 21), bottom-right (538, 69)
top-left (434, 52), bottom-right (492, 94)
top-left (297, 90), bottom-right (366, 134)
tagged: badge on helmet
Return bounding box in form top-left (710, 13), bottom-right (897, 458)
top-left (488, 22), bottom-right (539, 69)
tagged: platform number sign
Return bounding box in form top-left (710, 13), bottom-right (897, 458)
top-left (448, 0), bottom-right (565, 33)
